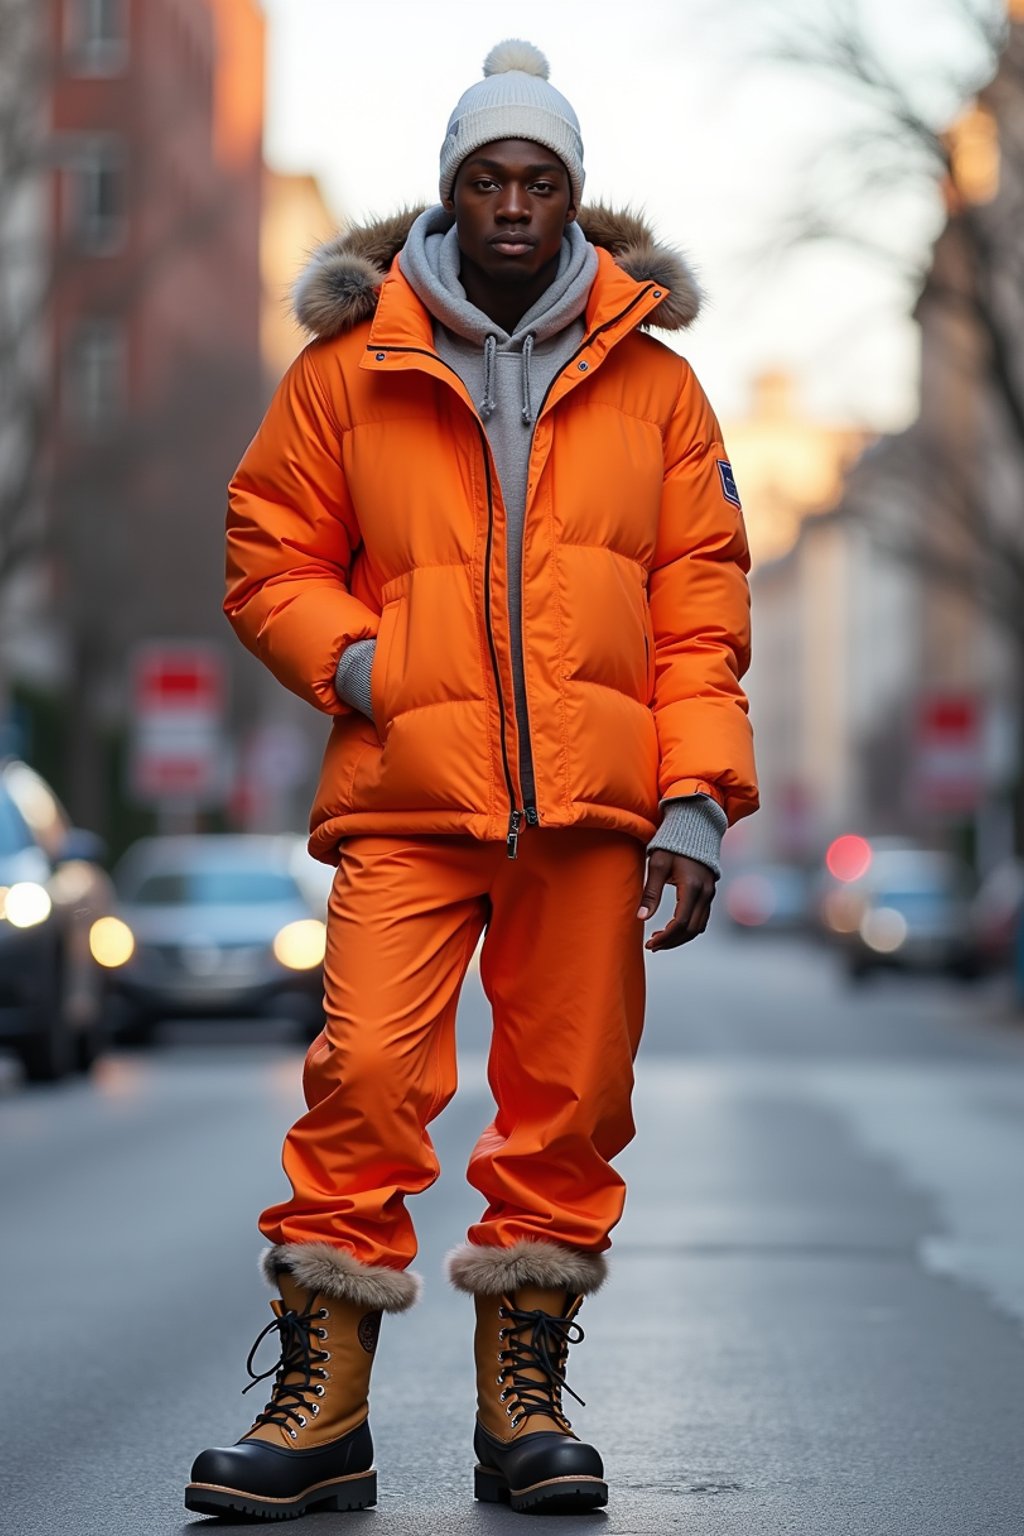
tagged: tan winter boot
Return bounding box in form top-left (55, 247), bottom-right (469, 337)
top-left (449, 1239), bottom-right (609, 1514)
top-left (185, 1244), bottom-right (419, 1520)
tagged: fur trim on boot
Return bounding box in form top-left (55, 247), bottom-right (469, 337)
top-left (446, 1239), bottom-right (608, 1297)
top-left (260, 1243), bottom-right (422, 1312)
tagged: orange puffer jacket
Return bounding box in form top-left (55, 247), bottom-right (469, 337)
top-left (226, 206), bottom-right (758, 863)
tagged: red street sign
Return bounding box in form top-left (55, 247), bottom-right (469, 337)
top-left (135, 648), bottom-right (224, 717)
top-left (130, 644), bottom-right (227, 807)
top-left (915, 694), bottom-right (981, 814)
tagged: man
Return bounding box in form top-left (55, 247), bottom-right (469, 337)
top-left (186, 39), bottom-right (757, 1522)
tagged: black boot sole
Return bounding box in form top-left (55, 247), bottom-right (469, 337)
top-left (475, 1463), bottom-right (608, 1514)
top-left (184, 1469), bottom-right (377, 1520)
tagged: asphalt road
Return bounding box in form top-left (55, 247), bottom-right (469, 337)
top-left (2, 930), bottom-right (1024, 1536)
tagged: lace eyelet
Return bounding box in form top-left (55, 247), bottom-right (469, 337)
top-left (311, 1404), bottom-right (320, 1416)
top-left (320, 1351), bottom-right (331, 1362)
top-left (497, 1352), bottom-right (504, 1362)
top-left (297, 1415), bottom-right (307, 1427)
top-left (496, 1373), bottom-right (504, 1385)
top-left (316, 1328), bottom-right (328, 1339)
top-left (505, 1404), bottom-right (514, 1416)
top-left (497, 1328), bottom-right (507, 1340)
top-left (289, 1429), bottom-right (297, 1440)
top-left (499, 1390), bottom-right (507, 1402)
top-left (315, 1384), bottom-right (325, 1396)
top-left (318, 1308), bottom-right (329, 1319)
top-left (498, 1307), bottom-right (507, 1318)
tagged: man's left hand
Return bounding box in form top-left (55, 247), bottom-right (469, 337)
top-left (637, 851), bottom-right (716, 951)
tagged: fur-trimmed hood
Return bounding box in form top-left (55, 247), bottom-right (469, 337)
top-left (293, 204), bottom-right (702, 341)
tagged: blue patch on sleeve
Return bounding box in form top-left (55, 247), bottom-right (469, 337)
top-left (717, 459), bottom-right (741, 508)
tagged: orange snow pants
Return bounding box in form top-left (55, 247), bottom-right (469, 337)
top-left (259, 829), bottom-right (647, 1270)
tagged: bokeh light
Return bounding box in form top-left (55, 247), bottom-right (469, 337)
top-left (89, 916), bottom-right (136, 968)
top-left (826, 835), bottom-right (873, 884)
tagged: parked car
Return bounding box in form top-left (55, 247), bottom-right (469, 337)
top-left (288, 837), bottom-right (335, 917)
top-left (970, 858), bottom-right (1024, 973)
top-left (835, 847), bottom-right (978, 981)
top-left (102, 834), bottom-right (329, 1041)
top-left (0, 758), bottom-right (113, 1080)
top-left (720, 863), bottom-right (811, 933)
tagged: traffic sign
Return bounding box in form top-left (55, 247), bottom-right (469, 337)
top-left (129, 644), bottom-right (227, 807)
top-left (914, 694), bottom-right (982, 814)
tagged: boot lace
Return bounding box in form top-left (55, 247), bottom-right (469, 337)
top-left (242, 1300), bottom-right (331, 1438)
top-left (497, 1302), bottom-right (586, 1433)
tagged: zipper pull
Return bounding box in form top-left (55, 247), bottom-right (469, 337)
top-left (506, 809), bottom-right (523, 860)
top-left (524, 806), bottom-right (540, 827)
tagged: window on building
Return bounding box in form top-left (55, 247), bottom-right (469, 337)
top-left (65, 0), bottom-right (130, 74)
top-left (65, 136), bottom-right (127, 252)
top-left (64, 318), bottom-right (126, 434)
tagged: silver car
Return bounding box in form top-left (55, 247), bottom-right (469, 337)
top-left (838, 848), bottom-right (978, 981)
top-left (102, 835), bottom-right (330, 1042)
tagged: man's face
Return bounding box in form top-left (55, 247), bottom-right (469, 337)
top-left (445, 138), bottom-right (577, 285)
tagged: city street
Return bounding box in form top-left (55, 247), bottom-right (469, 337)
top-left (3, 928), bottom-right (1024, 1536)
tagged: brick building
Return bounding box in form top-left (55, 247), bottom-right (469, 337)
top-left (40, 0), bottom-right (267, 834)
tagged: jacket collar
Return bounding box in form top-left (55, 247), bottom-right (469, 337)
top-left (292, 203), bottom-right (703, 345)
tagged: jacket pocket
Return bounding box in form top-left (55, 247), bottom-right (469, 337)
top-left (641, 595), bottom-right (656, 703)
top-left (370, 598), bottom-right (400, 736)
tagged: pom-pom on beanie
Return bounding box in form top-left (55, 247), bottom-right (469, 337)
top-left (439, 40), bottom-right (585, 207)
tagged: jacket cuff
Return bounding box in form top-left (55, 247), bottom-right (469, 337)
top-left (647, 794), bottom-right (728, 877)
top-left (334, 637), bottom-right (376, 723)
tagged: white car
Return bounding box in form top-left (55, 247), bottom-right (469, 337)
top-left (102, 835), bottom-right (329, 1042)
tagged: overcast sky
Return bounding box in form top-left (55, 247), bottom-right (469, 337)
top-left (259, 0), bottom-right (998, 429)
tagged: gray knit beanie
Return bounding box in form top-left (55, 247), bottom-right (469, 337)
top-left (439, 40), bottom-right (585, 207)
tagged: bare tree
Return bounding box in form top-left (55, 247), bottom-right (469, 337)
top-left (742, 0), bottom-right (1024, 840)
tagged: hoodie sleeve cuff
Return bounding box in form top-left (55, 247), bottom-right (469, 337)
top-left (647, 794), bottom-right (728, 877)
top-left (334, 637), bottom-right (376, 723)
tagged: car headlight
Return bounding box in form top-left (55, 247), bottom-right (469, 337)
top-left (859, 906), bottom-right (908, 954)
top-left (273, 919), bottom-right (327, 971)
top-left (0, 882), bottom-right (53, 929)
top-left (89, 916), bottom-right (136, 968)
top-left (822, 888), bottom-right (863, 934)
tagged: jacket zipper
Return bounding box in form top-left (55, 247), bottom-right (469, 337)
top-left (367, 284), bottom-right (655, 858)
top-left (476, 423), bottom-right (529, 855)
top-left (366, 344), bottom-right (522, 853)
top-left (508, 283), bottom-right (658, 851)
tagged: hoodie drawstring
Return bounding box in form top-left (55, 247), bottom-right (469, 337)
top-left (480, 334), bottom-right (497, 421)
top-left (480, 330), bottom-right (539, 426)
top-left (521, 333), bottom-right (536, 425)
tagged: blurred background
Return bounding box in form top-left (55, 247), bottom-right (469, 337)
top-left (3, 5), bottom-right (1024, 1530)
top-left (0, 0), bottom-right (1021, 856)
top-left (0, 0), bottom-right (1020, 1069)
top-left (2, 0), bottom-right (1024, 1050)
top-left (1, 1), bottom-right (1022, 948)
